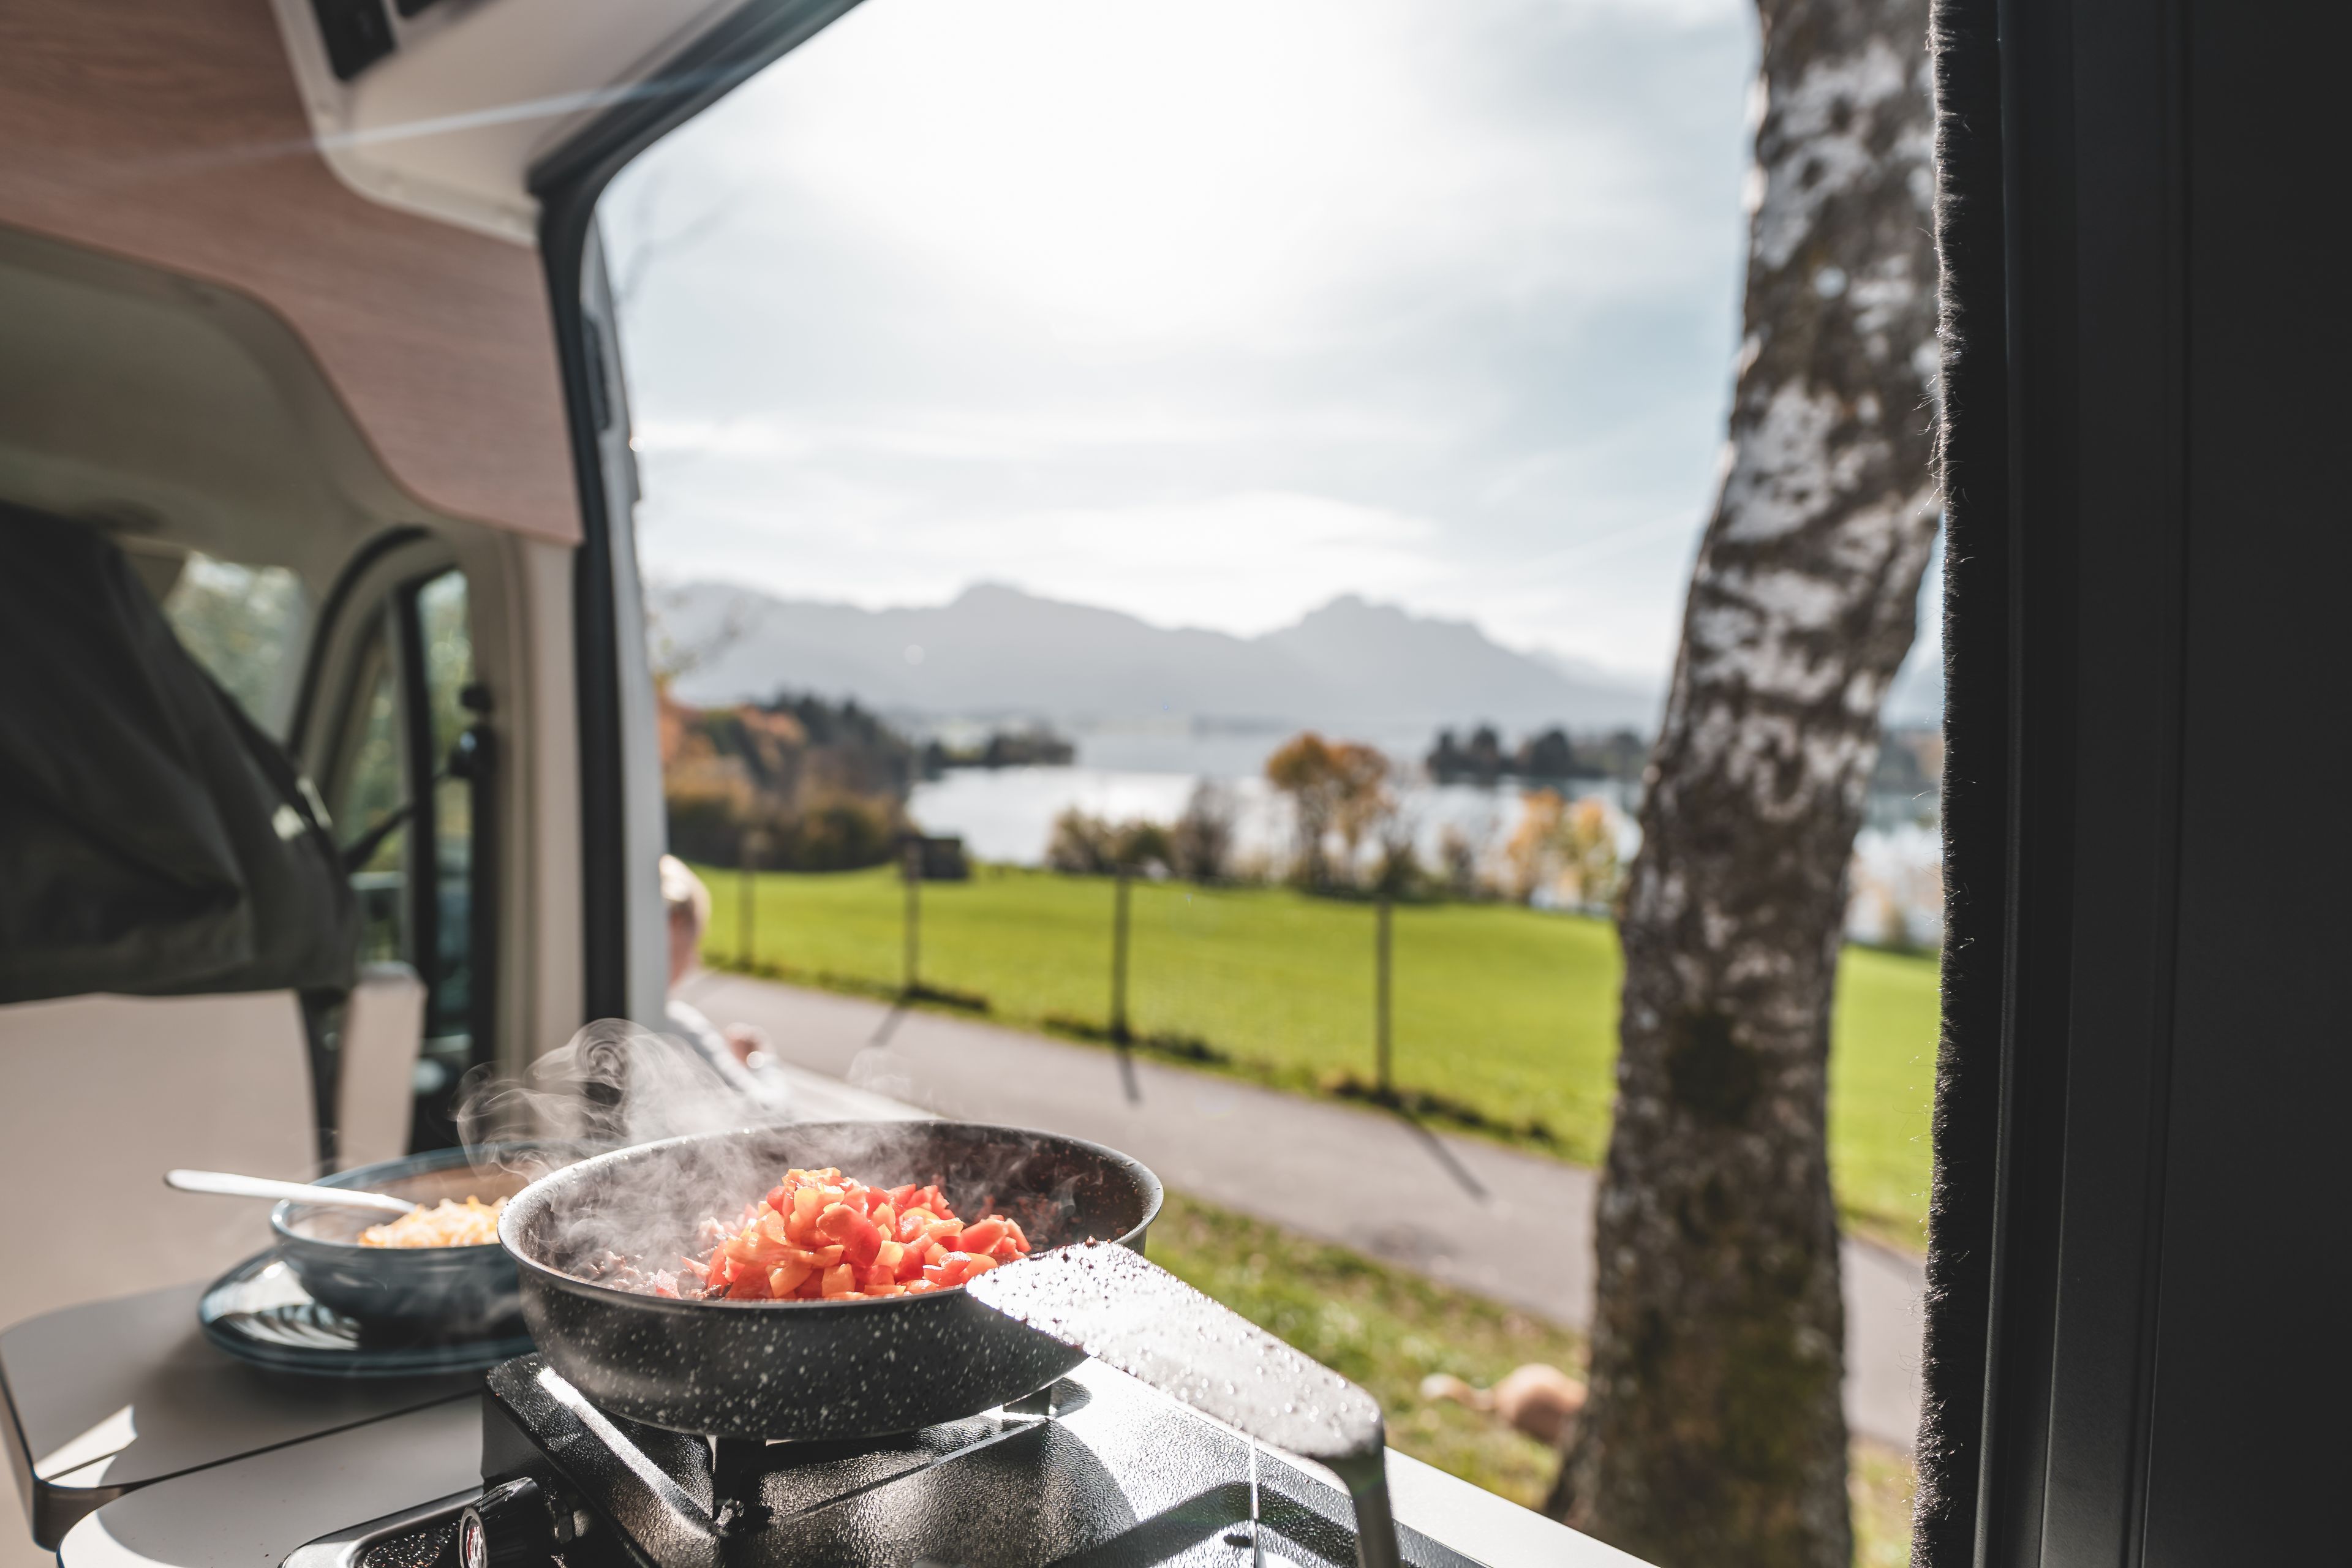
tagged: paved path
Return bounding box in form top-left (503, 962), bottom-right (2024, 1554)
top-left (685, 972), bottom-right (1928, 1451)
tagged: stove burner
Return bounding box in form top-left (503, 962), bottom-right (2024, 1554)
top-left (409, 1354), bottom-right (1477, 1568)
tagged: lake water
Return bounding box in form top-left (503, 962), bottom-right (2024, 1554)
top-left (909, 765), bottom-right (1634, 868)
top-left (907, 730), bottom-right (1941, 944)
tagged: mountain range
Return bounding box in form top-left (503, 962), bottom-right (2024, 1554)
top-left (659, 582), bottom-right (1662, 733)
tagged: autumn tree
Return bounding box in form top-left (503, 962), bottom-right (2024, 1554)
top-left (1502, 790), bottom-right (1569, 905)
top-left (1265, 733), bottom-right (1336, 886)
top-left (1265, 732), bottom-right (1390, 890)
top-left (1547, 0), bottom-right (1940, 1562)
top-left (1330, 744), bottom-right (1394, 878)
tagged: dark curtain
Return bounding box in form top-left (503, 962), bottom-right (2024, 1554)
top-left (1913, 0), bottom-right (2007, 1562)
top-left (0, 505), bottom-right (355, 1003)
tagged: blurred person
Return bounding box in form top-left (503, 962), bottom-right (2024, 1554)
top-left (661, 854), bottom-right (790, 1110)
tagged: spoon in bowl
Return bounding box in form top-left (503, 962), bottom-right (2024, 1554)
top-left (164, 1169), bottom-right (417, 1216)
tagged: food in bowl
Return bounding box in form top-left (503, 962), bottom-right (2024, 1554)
top-left (576, 1167), bottom-right (1031, 1301)
top-left (271, 1148), bottom-right (538, 1325)
top-left (360, 1196), bottom-right (507, 1248)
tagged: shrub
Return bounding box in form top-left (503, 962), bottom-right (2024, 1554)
top-left (790, 794), bottom-right (900, 871)
top-left (1169, 780), bottom-right (1238, 882)
top-left (1110, 820), bottom-right (1174, 873)
top-left (1046, 808), bottom-right (1117, 873)
top-left (1047, 807), bottom-right (1177, 875)
top-left (660, 784), bottom-right (902, 872)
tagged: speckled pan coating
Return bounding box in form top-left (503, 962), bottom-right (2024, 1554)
top-left (500, 1121), bottom-right (1162, 1441)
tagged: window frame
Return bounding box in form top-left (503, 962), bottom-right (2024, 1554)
top-left (1921, 0), bottom-right (2343, 1563)
top-left (528, 0), bottom-right (864, 1027)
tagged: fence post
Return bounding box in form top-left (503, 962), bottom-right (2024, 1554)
top-left (1375, 894), bottom-right (1393, 1095)
top-left (1110, 869), bottom-right (1133, 1043)
top-left (739, 837), bottom-right (758, 971)
top-left (902, 836), bottom-right (922, 997)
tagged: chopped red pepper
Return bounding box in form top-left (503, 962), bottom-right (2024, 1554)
top-left (694, 1168), bottom-right (1030, 1302)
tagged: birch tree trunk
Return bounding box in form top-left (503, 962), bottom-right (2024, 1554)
top-left (1547, 0), bottom-right (1939, 1562)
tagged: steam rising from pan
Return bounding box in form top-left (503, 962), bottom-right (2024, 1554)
top-left (456, 1018), bottom-right (793, 1158)
top-left (454, 1018), bottom-right (821, 1267)
top-left (459, 1021), bottom-right (1142, 1293)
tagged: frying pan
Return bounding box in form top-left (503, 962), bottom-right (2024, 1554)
top-left (500, 1121), bottom-right (1157, 1441)
top-left (500, 1121), bottom-right (1400, 1568)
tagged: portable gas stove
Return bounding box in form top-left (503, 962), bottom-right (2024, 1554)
top-left (16, 1284), bottom-right (1587, 1567)
top-left (13, 1131), bottom-right (1590, 1567)
top-left (295, 1355), bottom-right (1476, 1568)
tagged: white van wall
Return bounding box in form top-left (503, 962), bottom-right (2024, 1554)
top-left (0, 992), bottom-right (317, 1333)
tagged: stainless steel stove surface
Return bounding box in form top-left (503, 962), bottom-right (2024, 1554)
top-left (333, 1355), bottom-right (1477, 1568)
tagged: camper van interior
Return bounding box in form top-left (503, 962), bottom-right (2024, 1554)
top-left (2, 0), bottom-right (2343, 1566)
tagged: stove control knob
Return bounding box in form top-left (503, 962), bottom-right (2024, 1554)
top-left (459, 1478), bottom-right (551, 1568)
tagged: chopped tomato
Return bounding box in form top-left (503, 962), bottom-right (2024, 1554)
top-left (691, 1168), bottom-right (1030, 1302)
top-left (922, 1251), bottom-right (1001, 1288)
top-left (816, 1204), bottom-right (883, 1266)
top-left (778, 1244), bottom-right (840, 1268)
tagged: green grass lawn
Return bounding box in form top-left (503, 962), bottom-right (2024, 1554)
top-left (701, 863), bottom-right (1939, 1247)
top-left (1150, 1189), bottom-right (1914, 1562)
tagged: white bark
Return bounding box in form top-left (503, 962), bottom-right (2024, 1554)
top-left (1551, 1), bottom-right (1940, 1562)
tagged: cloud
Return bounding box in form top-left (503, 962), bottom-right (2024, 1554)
top-left (631, 404), bottom-right (1438, 466)
top-left (607, 0), bottom-right (1758, 684)
top-left (642, 0), bottom-right (1755, 348)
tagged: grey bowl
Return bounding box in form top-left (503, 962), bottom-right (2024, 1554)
top-left (271, 1146), bottom-right (546, 1330)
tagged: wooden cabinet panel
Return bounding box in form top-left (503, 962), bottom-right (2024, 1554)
top-left (0, 0), bottom-right (580, 543)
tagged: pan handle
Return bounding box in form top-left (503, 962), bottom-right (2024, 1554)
top-left (968, 1243), bottom-right (1404, 1568)
top-left (1325, 1449), bottom-right (1403, 1568)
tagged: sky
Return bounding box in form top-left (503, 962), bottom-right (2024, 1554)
top-left (603, 0), bottom-right (1776, 688)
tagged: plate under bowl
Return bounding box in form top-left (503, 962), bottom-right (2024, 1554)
top-left (198, 1249), bottom-right (534, 1378)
